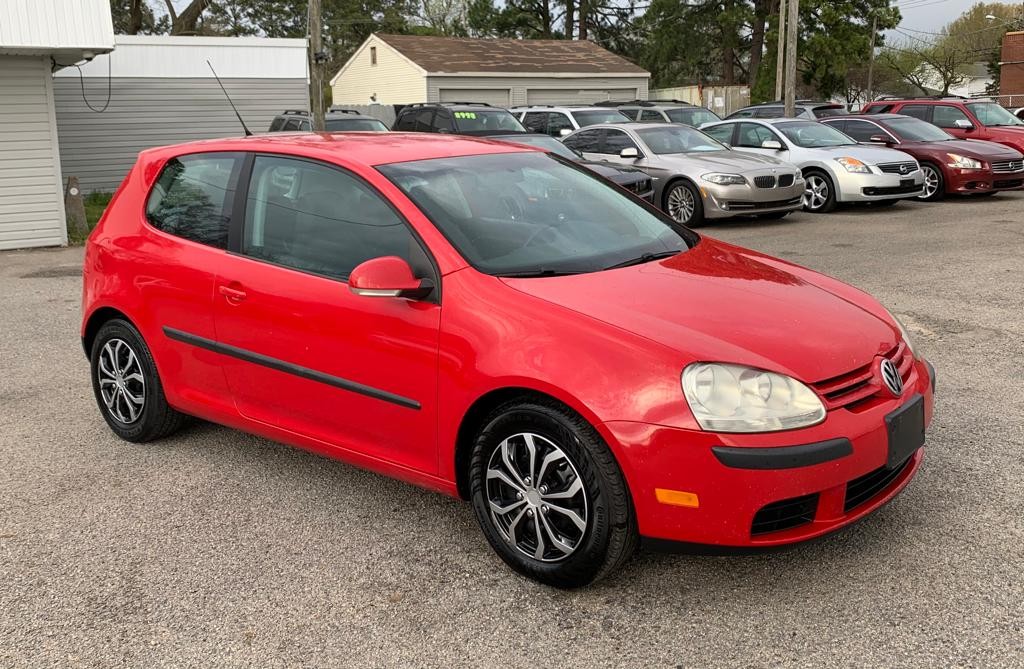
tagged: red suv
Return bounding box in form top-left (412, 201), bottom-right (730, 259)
top-left (862, 97), bottom-right (1024, 153)
top-left (822, 114), bottom-right (1024, 200)
top-left (82, 133), bottom-right (934, 587)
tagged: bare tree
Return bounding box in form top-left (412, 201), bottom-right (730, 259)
top-left (163, 0), bottom-right (213, 35)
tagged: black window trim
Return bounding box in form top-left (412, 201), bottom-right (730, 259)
top-left (143, 150), bottom-right (246, 251)
top-left (227, 151), bottom-right (442, 303)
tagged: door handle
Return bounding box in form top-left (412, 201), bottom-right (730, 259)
top-left (219, 284), bottom-right (247, 303)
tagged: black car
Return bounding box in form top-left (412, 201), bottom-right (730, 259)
top-left (268, 109), bottom-right (389, 132)
top-left (482, 132), bottom-right (655, 203)
top-left (393, 102), bottom-right (526, 135)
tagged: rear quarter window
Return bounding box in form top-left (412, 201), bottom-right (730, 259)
top-left (145, 153), bottom-right (241, 249)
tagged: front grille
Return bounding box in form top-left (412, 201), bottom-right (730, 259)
top-left (993, 179), bottom-right (1023, 189)
top-left (754, 175), bottom-right (776, 188)
top-left (844, 457), bottom-right (912, 512)
top-left (878, 161), bottom-right (918, 175)
top-left (778, 173), bottom-right (795, 187)
top-left (812, 341), bottom-right (913, 411)
top-left (991, 159), bottom-right (1024, 174)
top-left (863, 184), bottom-right (921, 196)
top-left (751, 493), bottom-right (819, 535)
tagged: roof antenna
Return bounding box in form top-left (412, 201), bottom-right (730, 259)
top-left (207, 60), bottom-right (252, 136)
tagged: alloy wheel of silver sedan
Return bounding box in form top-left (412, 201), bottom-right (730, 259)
top-left (97, 338), bottom-right (146, 424)
top-left (919, 164), bottom-right (941, 200)
top-left (666, 183), bottom-right (696, 224)
top-left (485, 432), bottom-right (589, 562)
top-left (804, 174), bottom-right (830, 211)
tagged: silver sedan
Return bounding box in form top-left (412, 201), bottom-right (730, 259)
top-left (701, 118), bottom-right (924, 213)
top-left (561, 123), bottom-right (805, 226)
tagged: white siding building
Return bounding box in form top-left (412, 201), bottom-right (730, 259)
top-left (54, 36), bottom-right (309, 193)
top-left (0, 0), bottom-right (114, 250)
top-left (331, 33), bottom-right (650, 108)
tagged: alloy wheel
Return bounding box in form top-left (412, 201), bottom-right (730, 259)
top-left (97, 338), bottom-right (146, 424)
top-left (920, 165), bottom-right (939, 200)
top-left (485, 432), bottom-right (589, 562)
top-left (804, 175), bottom-right (829, 210)
top-left (667, 184), bottom-right (695, 223)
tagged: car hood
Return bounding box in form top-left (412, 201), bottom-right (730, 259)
top-left (653, 150), bottom-right (793, 173)
top-left (906, 138), bottom-right (1022, 159)
top-left (501, 237), bottom-right (896, 384)
top-left (803, 144), bottom-right (914, 165)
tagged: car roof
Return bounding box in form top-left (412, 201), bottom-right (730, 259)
top-left (139, 132), bottom-right (536, 168)
top-left (573, 122), bottom-right (676, 131)
top-left (511, 105), bottom-right (621, 111)
top-left (820, 114), bottom-right (906, 122)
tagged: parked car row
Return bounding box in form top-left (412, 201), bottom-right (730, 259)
top-left (265, 95), bottom-right (1024, 227)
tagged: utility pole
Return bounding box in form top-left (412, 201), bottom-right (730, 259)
top-left (866, 14), bottom-right (877, 104)
top-left (775, 0), bottom-right (787, 100)
top-left (784, 0), bottom-right (799, 117)
top-left (307, 0), bottom-right (325, 131)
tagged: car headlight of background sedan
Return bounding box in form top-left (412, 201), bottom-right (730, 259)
top-left (702, 173), bottom-right (747, 186)
top-left (681, 363), bottom-right (826, 433)
top-left (835, 157), bottom-right (872, 174)
top-left (946, 153), bottom-right (983, 170)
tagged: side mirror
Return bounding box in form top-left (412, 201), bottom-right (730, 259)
top-left (620, 147), bottom-right (640, 159)
top-left (761, 139), bottom-right (783, 150)
top-left (349, 256), bottom-right (433, 300)
top-left (868, 134), bottom-right (892, 144)
top-left (559, 128), bottom-right (572, 137)
top-left (954, 119), bottom-right (974, 130)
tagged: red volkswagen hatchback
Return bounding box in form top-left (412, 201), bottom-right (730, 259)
top-left (82, 133), bottom-right (935, 587)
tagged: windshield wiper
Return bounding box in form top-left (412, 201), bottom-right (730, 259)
top-left (497, 268), bottom-right (586, 278)
top-left (602, 250), bottom-right (680, 271)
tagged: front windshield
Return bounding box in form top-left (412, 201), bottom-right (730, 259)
top-left (324, 118), bottom-right (389, 131)
top-left (378, 152), bottom-right (696, 276)
top-left (666, 108), bottom-right (722, 126)
top-left (490, 134), bottom-right (581, 160)
top-left (966, 102), bottom-right (1023, 127)
top-left (453, 110), bottom-right (526, 133)
top-left (776, 121), bottom-right (856, 147)
top-left (571, 110), bottom-right (631, 126)
top-left (886, 117), bottom-right (954, 142)
top-left (636, 125), bottom-right (727, 154)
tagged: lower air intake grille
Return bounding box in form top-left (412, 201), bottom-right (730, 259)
top-left (751, 493), bottom-right (819, 535)
top-left (844, 457), bottom-right (912, 512)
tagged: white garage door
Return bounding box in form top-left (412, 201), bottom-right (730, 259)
top-left (439, 88), bottom-right (510, 107)
top-left (0, 56), bottom-right (66, 250)
top-left (526, 88), bottom-right (638, 105)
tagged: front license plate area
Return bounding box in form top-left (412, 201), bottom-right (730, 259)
top-left (900, 178), bottom-right (915, 187)
top-left (885, 394), bottom-right (925, 469)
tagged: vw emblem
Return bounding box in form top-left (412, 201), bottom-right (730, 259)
top-left (880, 358), bottom-right (903, 397)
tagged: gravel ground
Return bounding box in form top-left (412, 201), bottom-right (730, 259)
top-left (1, 194), bottom-right (1022, 668)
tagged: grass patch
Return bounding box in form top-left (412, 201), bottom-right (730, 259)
top-left (67, 191), bottom-right (113, 245)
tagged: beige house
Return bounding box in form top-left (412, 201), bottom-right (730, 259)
top-left (330, 33), bottom-right (650, 107)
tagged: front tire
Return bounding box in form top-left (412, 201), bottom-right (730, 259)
top-left (664, 180), bottom-right (705, 227)
top-left (469, 398), bottom-right (637, 588)
top-left (90, 319), bottom-right (186, 443)
top-left (918, 163), bottom-right (944, 201)
top-left (802, 171), bottom-right (837, 213)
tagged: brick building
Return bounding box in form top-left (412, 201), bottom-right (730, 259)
top-left (1001, 31), bottom-right (1024, 105)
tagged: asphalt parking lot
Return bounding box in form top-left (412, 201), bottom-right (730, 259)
top-left (2, 194), bottom-right (1023, 668)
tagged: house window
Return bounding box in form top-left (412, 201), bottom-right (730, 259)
top-left (370, 46), bottom-right (377, 66)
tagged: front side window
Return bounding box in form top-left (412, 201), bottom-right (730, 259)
top-left (378, 152), bottom-right (696, 276)
top-left (932, 105), bottom-right (971, 129)
top-left (601, 129), bottom-right (640, 155)
top-left (562, 129), bottom-right (603, 153)
top-left (775, 121), bottom-right (855, 148)
top-left (702, 123), bottom-right (735, 144)
top-left (571, 109), bottom-right (630, 126)
top-left (146, 153), bottom-right (240, 249)
top-left (636, 125), bottom-right (726, 154)
top-left (242, 156), bottom-right (422, 280)
top-left (897, 104), bottom-right (931, 122)
top-left (735, 123), bottom-right (780, 148)
top-left (966, 102), bottom-right (1023, 126)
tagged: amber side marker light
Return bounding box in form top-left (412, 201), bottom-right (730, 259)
top-left (655, 488), bottom-right (700, 508)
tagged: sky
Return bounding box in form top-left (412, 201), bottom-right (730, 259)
top-left (894, 0), bottom-right (1005, 33)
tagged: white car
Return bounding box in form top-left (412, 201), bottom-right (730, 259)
top-left (510, 105), bottom-right (631, 138)
top-left (702, 118), bottom-right (924, 212)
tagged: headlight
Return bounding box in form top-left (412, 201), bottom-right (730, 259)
top-left (886, 309), bottom-right (917, 357)
top-left (682, 363), bottom-right (826, 433)
top-left (947, 153), bottom-right (982, 170)
top-left (835, 157), bottom-right (871, 174)
top-left (702, 173), bottom-right (746, 186)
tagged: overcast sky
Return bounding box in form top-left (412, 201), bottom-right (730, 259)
top-left (894, 0), bottom-right (999, 33)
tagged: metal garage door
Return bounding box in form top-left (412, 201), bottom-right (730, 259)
top-left (526, 88), bottom-right (638, 105)
top-left (439, 88), bottom-right (510, 107)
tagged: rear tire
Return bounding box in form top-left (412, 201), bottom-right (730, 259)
top-left (469, 398), bottom-right (638, 588)
top-left (918, 163), bottom-right (944, 201)
top-left (90, 319), bottom-right (186, 443)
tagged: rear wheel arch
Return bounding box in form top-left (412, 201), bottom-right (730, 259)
top-left (82, 306), bottom-right (135, 359)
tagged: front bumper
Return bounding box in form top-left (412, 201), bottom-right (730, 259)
top-left (836, 169), bottom-right (924, 202)
top-left (701, 180), bottom-right (805, 219)
top-left (603, 357), bottom-right (934, 548)
top-left (946, 167), bottom-right (1024, 194)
